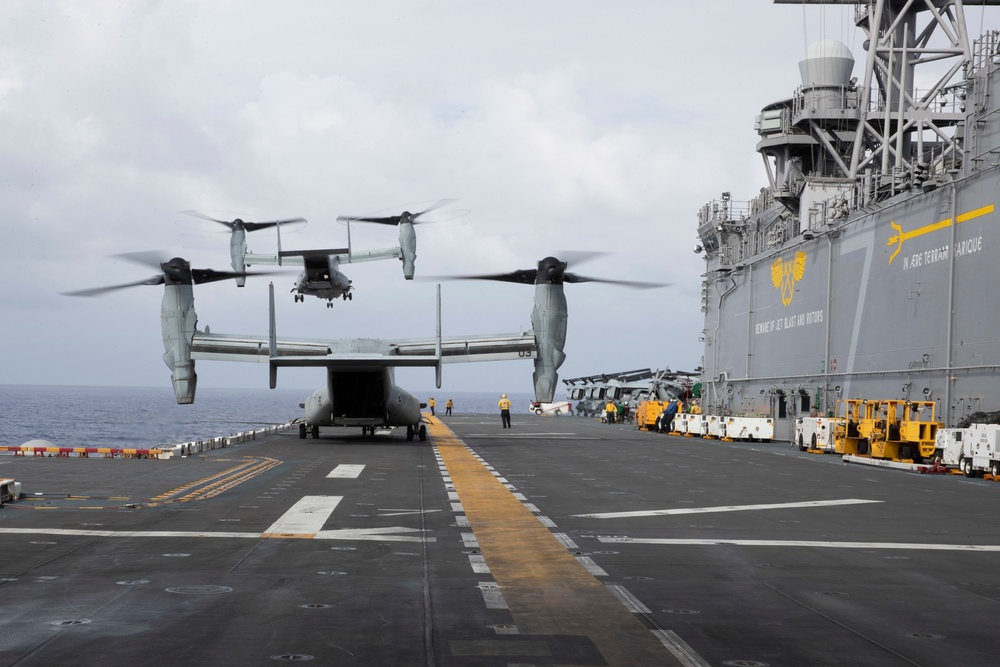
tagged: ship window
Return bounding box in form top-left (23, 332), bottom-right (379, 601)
top-left (800, 395), bottom-right (810, 413)
top-left (777, 394), bottom-right (787, 419)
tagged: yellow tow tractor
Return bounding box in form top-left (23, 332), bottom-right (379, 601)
top-left (832, 399), bottom-right (942, 461)
top-left (635, 400), bottom-right (668, 431)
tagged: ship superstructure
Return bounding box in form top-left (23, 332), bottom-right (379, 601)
top-left (697, 0), bottom-right (1000, 440)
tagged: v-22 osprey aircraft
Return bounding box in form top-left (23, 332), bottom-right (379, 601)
top-left (66, 252), bottom-right (662, 441)
top-left (184, 200), bottom-right (455, 308)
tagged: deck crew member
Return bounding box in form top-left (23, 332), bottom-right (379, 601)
top-left (498, 394), bottom-right (512, 428)
top-left (605, 400), bottom-right (617, 425)
top-left (445, 398), bottom-right (453, 416)
top-left (428, 397), bottom-right (436, 416)
top-left (660, 399), bottom-right (679, 433)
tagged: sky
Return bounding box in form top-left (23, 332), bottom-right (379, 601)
top-left (2, 1), bottom-right (995, 399)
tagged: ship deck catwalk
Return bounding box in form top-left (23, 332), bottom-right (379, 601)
top-left (1, 417), bottom-right (1000, 665)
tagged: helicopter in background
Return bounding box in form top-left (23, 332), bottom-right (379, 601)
top-left (184, 200), bottom-right (456, 308)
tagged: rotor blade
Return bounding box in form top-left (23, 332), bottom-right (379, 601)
top-left (62, 275), bottom-right (165, 297)
top-left (243, 217), bottom-right (307, 232)
top-left (421, 269), bottom-right (537, 285)
top-left (337, 214), bottom-right (400, 226)
top-left (112, 251), bottom-right (170, 270)
top-left (181, 210), bottom-right (234, 229)
top-left (563, 273), bottom-right (669, 289)
top-left (338, 199), bottom-right (459, 226)
top-left (558, 250), bottom-right (610, 267)
top-left (190, 268), bottom-right (284, 285)
top-left (410, 198), bottom-right (458, 223)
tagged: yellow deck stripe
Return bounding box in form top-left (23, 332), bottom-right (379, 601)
top-left (429, 420), bottom-right (682, 666)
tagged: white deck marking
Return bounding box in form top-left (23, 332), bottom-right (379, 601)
top-left (606, 584), bottom-right (651, 613)
top-left (314, 527), bottom-right (434, 543)
top-left (0, 525), bottom-right (434, 543)
top-left (574, 498), bottom-right (881, 519)
top-left (477, 582), bottom-right (508, 609)
top-left (326, 464), bottom-right (365, 479)
top-left (575, 556), bottom-right (608, 576)
top-left (469, 554), bottom-right (491, 573)
top-left (263, 495), bottom-right (342, 535)
top-left (597, 536), bottom-right (1000, 551)
top-left (652, 630), bottom-right (712, 667)
top-left (377, 508), bottom-right (442, 517)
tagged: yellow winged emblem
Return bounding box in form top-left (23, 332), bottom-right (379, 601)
top-left (770, 251), bottom-right (806, 306)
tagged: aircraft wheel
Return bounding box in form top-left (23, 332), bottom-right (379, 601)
top-left (327, 302), bottom-right (333, 308)
top-left (311, 425), bottom-right (319, 439)
top-left (299, 423), bottom-right (307, 439)
top-left (348, 293), bottom-right (353, 300)
top-left (419, 424), bottom-right (427, 442)
top-left (406, 425), bottom-right (414, 441)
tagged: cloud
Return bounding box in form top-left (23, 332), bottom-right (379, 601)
top-left (1, 1), bottom-right (935, 396)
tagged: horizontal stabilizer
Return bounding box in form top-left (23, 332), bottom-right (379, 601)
top-left (191, 331), bottom-right (536, 365)
top-left (279, 248), bottom-right (351, 258)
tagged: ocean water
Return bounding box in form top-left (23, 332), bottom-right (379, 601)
top-left (0, 385), bottom-right (539, 449)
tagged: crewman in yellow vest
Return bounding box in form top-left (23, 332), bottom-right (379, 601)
top-left (445, 398), bottom-right (454, 416)
top-left (605, 400), bottom-right (617, 425)
top-left (498, 394), bottom-right (512, 428)
top-left (428, 397), bottom-right (436, 416)
top-left (689, 401), bottom-right (702, 415)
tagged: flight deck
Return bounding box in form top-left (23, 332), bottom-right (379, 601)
top-left (1, 415), bottom-right (998, 666)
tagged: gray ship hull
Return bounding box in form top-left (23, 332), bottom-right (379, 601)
top-left (698, 3), bottom-right (1000, 441)
top-left (702, 173), bottom-right (998, 439)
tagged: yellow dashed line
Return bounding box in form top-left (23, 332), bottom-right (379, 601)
top-left (429, 420), bottom-right (682, 666)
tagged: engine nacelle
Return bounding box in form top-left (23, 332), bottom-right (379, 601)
top-left (530, 283), bottom-right (568, 403)
top-left (161, 283), bottom-right (198, 404)
top-left (399, 221), bottom-right (416, 279)
top-left (229, 227), bottom-right (247, 287)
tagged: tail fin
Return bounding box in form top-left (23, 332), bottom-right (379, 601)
top-left (435, 284), bottom-right (442, 388)
top-left (276, 220), bottom-right (284, 266)
top-left (268, 282), bottom-right (278, 389)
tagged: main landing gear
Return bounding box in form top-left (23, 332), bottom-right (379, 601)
top-left (406, 424), bottom-right (427, 442)
top-left (299, 423), bottom-right (320, 439)
top-left (294, 294), bottom-right (304, 303)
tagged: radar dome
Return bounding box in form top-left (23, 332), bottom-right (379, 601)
top-left (21, 439), bottom-right (55, 448)
top-left (799, 39), bottom-right (854, 87)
